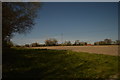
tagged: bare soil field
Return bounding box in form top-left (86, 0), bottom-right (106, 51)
top-left (30, 45), bottom-right (119, 56)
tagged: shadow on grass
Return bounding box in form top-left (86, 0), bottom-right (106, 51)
top-left (2, 47), bottom-right (119, 79)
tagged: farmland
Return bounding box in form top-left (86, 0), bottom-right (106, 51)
top-left (29, 45), bottom-right (119, 56)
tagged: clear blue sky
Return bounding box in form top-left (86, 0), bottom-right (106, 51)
top-left (12, 2), bottom-right (118, 45)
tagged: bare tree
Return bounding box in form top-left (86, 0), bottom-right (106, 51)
top-left (25, 44), bottom-right (30, 47)
top-left (104, 39), bottom-right (112, 45)
top-left (30, 42), bottom-right (40, 47)
top-left (45, 38), bottom-right (58, 46)
top-left (74, 40), bottom-right (80, 46)
top-left (115, 40), bottom-right (120, 45)
top-left (63, 41), bottom-right (72, 46)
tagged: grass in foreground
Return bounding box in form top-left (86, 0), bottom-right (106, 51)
top-left (3, 48), bottom-right (119, 79)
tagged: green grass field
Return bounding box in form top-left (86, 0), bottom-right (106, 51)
top-left (3, 48), bottom-right (119, 79)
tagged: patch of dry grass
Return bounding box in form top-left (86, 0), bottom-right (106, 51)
top-left (30, 45), bottom-right (119, 56)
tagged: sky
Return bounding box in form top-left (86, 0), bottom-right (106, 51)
top-left (11, 2), bottom-right (118, 45)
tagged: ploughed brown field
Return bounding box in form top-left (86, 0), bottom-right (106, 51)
top-left (30, 45), bottom-right (119, 56)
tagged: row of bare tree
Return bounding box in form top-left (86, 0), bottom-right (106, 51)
top-left (94, 39), bottom-right (120, 45)
top-left (20, 38), bottom-right (120, 47)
